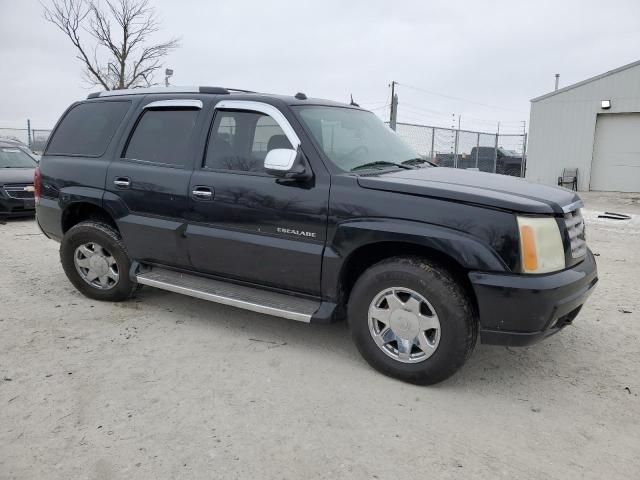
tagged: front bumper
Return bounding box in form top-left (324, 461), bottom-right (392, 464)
top-left (0, 195), bottom-right (36, 217)
top-left (470, 249), bottom-right (598, 346)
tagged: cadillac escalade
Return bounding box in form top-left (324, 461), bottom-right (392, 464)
top-left (35, 86), bottom-right (598, 384)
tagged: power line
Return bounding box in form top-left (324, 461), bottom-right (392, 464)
top-left (401, 104), bottom-right (455, 118)
top-left (399, 104), bottom-right (526, 133)
top-left (397, 82), bottom-right (528, 114)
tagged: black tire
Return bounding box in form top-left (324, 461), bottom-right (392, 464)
top-left (348, 256), bottom-right (477, 385)
top-left (60, 221), bottom-right (137, 302)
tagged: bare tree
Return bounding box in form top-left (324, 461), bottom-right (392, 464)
top-left (43, 0), bottom-right (179, 90)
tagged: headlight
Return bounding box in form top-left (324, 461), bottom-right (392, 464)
top-left (516, 216), bottom-right (565, 274)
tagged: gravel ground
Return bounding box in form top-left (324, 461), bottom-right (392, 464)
top-left (1, 192), bottom-right (639, 479)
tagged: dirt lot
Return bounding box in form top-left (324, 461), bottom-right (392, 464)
top-left (1, 192), bottom-right (639, 479)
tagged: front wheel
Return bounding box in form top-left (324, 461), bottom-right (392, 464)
top-left (348, 256), bottom-right (477, 385)
top-left (60, 221), bottom-right (138, 302)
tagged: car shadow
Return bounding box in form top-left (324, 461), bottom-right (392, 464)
top-left (0, 215), bottom-right (36, 225)
top-left (132, 286), bottom-right (570, 392)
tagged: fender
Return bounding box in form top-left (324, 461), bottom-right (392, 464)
top-left (321, 218), bottom-right (510, 301)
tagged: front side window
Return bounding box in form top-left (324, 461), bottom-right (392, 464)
top-left (0, 147), bottom-right (37, 168)
top-left (294, 106), bottom-right (418, 172)
top-left (204, 110), bottom-right (292, 173)
top-left (124, 109), bottom-right (198, 167)
top-left (46, 100), bottom-right (130, 156)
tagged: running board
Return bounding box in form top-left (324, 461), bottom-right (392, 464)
top-left (135, 267), bottom-right (319, 322)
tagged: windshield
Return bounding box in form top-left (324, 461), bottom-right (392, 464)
top-left (0, 147), bottom-right (38, 168)
top-left (294, 106), bottom-right (420, 172)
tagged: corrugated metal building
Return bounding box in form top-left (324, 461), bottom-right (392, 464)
top-left (526, 60), bottom-right (640, 192)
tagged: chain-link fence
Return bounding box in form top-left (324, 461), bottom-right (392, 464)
top-left (0, 128), bottom-right (30, 145)
top-left (3, 119), bottom-right (527, 174)
top-left (31, 129), bottom-right (52, 153)
top-left (0, 126), bottom-right (52, 153)
top-left (394, 122), bottom-right (527, 177)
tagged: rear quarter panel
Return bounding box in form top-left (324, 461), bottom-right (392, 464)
top-left (36, 98), bottom-right (142, 239)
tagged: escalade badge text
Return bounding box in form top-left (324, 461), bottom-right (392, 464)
top-left (277, 227), bottom-right (316, 238)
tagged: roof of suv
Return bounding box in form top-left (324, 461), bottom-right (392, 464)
top-left (86, 86), bottom-right (360, 109)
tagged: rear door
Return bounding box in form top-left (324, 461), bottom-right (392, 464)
top-left (105, 98), bottom-right (203, 268)
top-left (185, 100), bottom-right (329, 295)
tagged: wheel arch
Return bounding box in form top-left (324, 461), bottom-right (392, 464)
top-left (61, 201), bottom-right (118, 234)
top-left (325, 219), bottom-right (509, 319)
top-left (339, 241), bottom-right (479, 317)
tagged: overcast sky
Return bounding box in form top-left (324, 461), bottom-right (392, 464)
top-left (2, 0), bottom-right (640, 133)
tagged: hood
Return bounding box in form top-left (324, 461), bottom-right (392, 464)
top-left (0, 168), bottom-right (36, 186)
top-left (357, 167), bottom-right (579, 215)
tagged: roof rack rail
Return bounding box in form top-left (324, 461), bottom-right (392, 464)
top-left (86, 86), bottom-right (255, 99)
top-left (225, 87), bottom-right (256, 93)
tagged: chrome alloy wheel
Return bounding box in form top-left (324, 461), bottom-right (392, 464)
top-left (368, 287), bottom-right (441, 363)
top-left (73, 242), bottom-right (119, 290)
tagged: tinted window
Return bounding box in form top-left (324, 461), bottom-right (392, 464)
top-left (46, 101), bottom-right (130, 156)
top-left (205, 110), bottom-right (291, 173)
top-left (124, 109), bottom-right (198, 166)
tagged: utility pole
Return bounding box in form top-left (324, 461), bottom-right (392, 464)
top-left (493, 121), bottom-right (500, 174)
top-left (389, 81), bottom-right (398, 131)
top-left (521, 120), bottom-right (527, 177)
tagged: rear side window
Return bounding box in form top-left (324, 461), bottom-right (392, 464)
top-left (46, 101), bottom-right (130, 156)
top-left (124, 109), bottom-right (198, 167)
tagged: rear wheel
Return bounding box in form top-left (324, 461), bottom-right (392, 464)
top-left (348, 256), bottom-right (477, 385)
top-left (60, 221), bottom-right (137, 301)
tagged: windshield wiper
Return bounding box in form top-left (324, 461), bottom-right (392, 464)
top-left (351, 161), bottom-right (413, 172)
top-left (402, 157), bottom-right (436, 167)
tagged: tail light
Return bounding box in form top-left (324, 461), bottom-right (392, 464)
top-left (34, 166), bottom-right (41, 204)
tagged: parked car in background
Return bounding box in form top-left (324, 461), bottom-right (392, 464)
top-left (435, 146), bottom-right (523, 176)
top-left (36, 86), bottom-right (596, 385)
top-left (0, 137), bottom-right (41, 162)
top-left (0, 140), bottom-right (37, 218)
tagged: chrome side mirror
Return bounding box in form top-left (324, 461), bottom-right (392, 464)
top-left (264, 147), bottom-right (313, 182)
top-left (264, 148), bottom-right (297, 172)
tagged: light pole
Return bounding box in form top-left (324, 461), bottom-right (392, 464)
top-left (165, 68), bottom-right (174, 87)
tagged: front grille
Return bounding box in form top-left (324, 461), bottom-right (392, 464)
top-left (564, 209), bottom-right (587, 258)
top-left (3, 183), bottom-right (35, 199)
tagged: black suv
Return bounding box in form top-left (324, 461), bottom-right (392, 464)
top-left (36, 87), bottom-right (598, 384)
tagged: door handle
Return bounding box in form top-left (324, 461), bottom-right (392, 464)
top-left (114, 177), bottom-right (130, 188)
top-left (192, 186), bottom-right (214, 200)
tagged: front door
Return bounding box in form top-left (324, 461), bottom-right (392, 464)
top-left (185, 100), bottom-right (329, 295)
